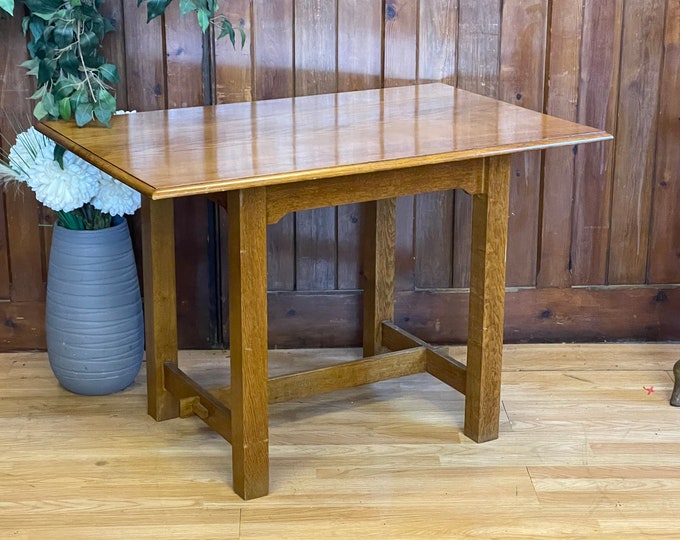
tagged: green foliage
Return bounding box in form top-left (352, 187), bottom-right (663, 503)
top-left (0, 0), bottom-right (13, 15)
top-left (139, 0), bottom-right (246, 47)
top-left (17, 0), bottom-right (118, 127)
top-left (58, 203), bottom-right (112, 230)
top-left (139, 0), bottom-right (172, 23)
top-left (217, 17), bottom-right (246, 48)
top-left (4, 0), bottom-right (246, 128)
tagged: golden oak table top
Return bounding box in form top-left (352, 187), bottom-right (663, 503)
top-left (38, 83), bottom-right (611, 200)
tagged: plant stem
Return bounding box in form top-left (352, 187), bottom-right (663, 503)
top-left (76, 20), bottom-right (96, 103)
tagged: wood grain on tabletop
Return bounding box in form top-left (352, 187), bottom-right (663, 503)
top-left (38, 84), bottom-right (610, 200)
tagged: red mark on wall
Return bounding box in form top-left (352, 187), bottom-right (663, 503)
top-left (643, 386), bottom-right (654, 395)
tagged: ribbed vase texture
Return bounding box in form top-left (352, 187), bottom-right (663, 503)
top-left (46, 218), bottom-right (144, 395)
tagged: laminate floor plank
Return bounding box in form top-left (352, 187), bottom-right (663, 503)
top-left (1, 344), bottom-right (679, 538)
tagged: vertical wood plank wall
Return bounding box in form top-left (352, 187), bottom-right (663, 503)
top-left (0, 0), bottom-right (678, 350)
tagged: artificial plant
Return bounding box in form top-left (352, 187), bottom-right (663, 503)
top-left (0, 0), bottom-right (245, 127)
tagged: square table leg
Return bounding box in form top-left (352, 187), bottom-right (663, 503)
top-left (227, 187), bottom-right (270, 500)
top-left (464, 155), bottom-right (512, 443)
top-left (141, 198), bottom-right (180, 421)
top-left (362, 198), bottom-right (397, 357)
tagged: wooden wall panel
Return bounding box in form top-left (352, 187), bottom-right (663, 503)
top-left (294, 0), bottom-right (338, 291)
top-left (452, 0), bottom-right (502, 288)
top-left (5, 187), bottom-right (43, 302)
top-left (649, 0), bottom-right (680, 285)
top-left (418, 0), bottom-right (457, 85)
top-left (252, 0), bottom-right (294, 101)
top-left (100, 0), bottom-right (129, 111)
top-left (252, 0), bottom-right (296, 292)
top-left (414, 0), bottom-right (457, 289)
top-left (537, 0), bottom-right (583, 289)
top-left (608, 0), bottom-right (665, 285)
top-left (337, 0), bottom-right (383, 92)
top-left (294, 0), bottom-right (338, 97)
top-left (571, 0), bottom-right (623, 285)
top-left (164, 2), bottom-right (204, 108)
top-left (414, 190), bottom-right (454, 288)
top-left (268, 287), bottom-right (680, 348)
top-left (0, 191), bottom-right (11, 300)
top-left (0, 12), bottom-right (30, 301)
top-left (122, 0), bottom-right (166, 111)
top-left (1, 0), bottom-right (679, 350)
top-left (384, 0), bottom-right (418, 88)
top-left (215, 0), bottom-right (252, 104)
top-left (164, 8), bottom-right (215, 347)
top-left (384, 0), bottom-right (418, 292)
top-left (394, 195), bottom-right (416, 291)
top-left (500, 0), bottom-right (548, 287)
top-left (215, 1), bottom-right (253, 343)
top-left (336, 0), bottom-right (383, 290)
top-left (0, 13), bottom-right (43, 304)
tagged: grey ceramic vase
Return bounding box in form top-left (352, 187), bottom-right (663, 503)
top-left (46, 217), bottom-right (144, 395)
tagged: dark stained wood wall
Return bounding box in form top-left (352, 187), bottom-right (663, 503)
top-left (0, 0), bottom-right (678, 350)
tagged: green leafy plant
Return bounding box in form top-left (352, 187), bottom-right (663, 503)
top-left (139, 0), bottom-right (246, 46)
top-left (0, 0), bottom-right (13, 16)
top-left (20, 0), bottom-right (118, 127)
top-left (1, 0), bottom-right (246, 127)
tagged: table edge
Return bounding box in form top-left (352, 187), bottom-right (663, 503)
top-left (37, 122), bottom-right (611, 200)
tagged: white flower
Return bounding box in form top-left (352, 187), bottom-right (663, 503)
top-left (1, 125), bottom-right (141, 220)
top-left (91, 174), bottom-right (141, 216)
top-left (8, 127), bottom-right (51, 182)
top-left (26, 146), bottom-right (100, 212)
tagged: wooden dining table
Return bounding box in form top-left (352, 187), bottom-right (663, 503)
top-left (38, 83), bottom-right (611, 500)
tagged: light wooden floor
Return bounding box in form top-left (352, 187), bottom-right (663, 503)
top-left (1, 344), bottom-right (680, 539)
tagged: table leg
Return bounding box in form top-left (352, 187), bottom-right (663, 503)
top-left (465, 155), bottom-right (511, 443)
top-left (362, 198), bottom-right (397, 357)
top-left (141, 198), bottom-right (180, 421)
top-left (227, 187), bottom-right (269, 500)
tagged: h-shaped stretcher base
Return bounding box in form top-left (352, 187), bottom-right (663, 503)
top-left (141, 155), bottom-right (511, 500)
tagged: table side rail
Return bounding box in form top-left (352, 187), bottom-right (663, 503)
top-left (264, 159), bottom-right (485, 224)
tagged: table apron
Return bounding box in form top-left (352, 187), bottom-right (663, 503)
top-left (263, 158), bottom-right (486, 224)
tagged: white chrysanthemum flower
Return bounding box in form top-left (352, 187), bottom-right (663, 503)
top-left (8, 127), bottom-right (52, 182)
top-left (91, 173), bottom-right (141, 216)
top-left (26, 146), bottom-right (100, 212)
top-left (2, 126), bottom-right (141, 223)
